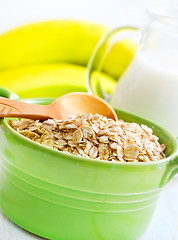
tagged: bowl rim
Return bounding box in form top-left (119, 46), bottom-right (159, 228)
top-left (3, 111), bottom-right (178, 167)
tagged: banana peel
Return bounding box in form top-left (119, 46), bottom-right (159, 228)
top-left (0, 63), bottom-right (116, 98)
top-left (0, 21), bottom-right (138, 97)
top-left (0, 20), bottom-right (110, 71)
top-left (103, 39), bottom-right (138, 79)
top-left (0, 21), bottom-right (138, 77)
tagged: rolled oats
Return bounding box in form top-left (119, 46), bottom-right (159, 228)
top-left (73, 129), bottom-right (83, 144)
top-left (9, 113), bottom-right (166, 162)
top-left (124, 144), bottom-right (139, 159)
top-left (89, 146), bottom-right (98, 159)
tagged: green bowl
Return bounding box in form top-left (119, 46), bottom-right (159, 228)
top-left (0, 90), bottom-right (177, 240)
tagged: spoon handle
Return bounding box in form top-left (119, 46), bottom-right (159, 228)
top-left (0, 97), bottom-right (50, 120)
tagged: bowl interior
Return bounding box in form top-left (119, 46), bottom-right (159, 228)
top-left (114, 108), bottom-right (177, 158)
top-left (5, 97), bottom-right (178, 162)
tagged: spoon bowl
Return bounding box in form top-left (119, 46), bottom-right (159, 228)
top-left (0, 92), bottom-right (118, 121)
top-left (49, 92), bottom-right (118, 120)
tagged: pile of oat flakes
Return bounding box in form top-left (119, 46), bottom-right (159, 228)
top-left (9, 113), bottom-right (166, 162)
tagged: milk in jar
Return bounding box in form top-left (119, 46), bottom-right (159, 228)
top-left (110, 48), bottom-right (178, 136)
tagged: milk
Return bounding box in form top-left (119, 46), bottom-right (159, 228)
top-left (110, 48), bottom-right (178, 136)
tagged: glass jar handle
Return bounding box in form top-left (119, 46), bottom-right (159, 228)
top-left (86, 26), bottom-right (140, 101)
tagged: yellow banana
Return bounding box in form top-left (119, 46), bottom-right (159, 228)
top-left (0, 63), bottom-right (116, 98)
top-left (0, 21), bottom-right (137, 98)
top-left (0, 20), bottom-right (109, 71)
top-left (103, 39), bottom-right (138, 79)
top-left (0, 21), bottom-right (137, 78)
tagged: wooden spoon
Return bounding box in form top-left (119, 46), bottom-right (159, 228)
top-left (0, 92), bottom-right (118, 121)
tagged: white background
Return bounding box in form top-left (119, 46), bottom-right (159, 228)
top-left (0, 0), bottom-right (178, 33)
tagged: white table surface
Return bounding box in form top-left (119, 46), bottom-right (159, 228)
top-left (0, 176), bottom-right (178, 240)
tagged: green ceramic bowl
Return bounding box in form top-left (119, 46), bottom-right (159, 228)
top-left (0, 89), bottom-right (178, 240)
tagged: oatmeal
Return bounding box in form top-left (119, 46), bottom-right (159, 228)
top-left (8, 114), bottom-right (166, 162)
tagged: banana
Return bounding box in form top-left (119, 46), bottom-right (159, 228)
top-left (0, 21), bottom-right (109, 71)
top-left (103, 39), bottom-right (138, 79)
top-left (0, 21), bottom-right (137, 79)
top-left (0, 63), bottom-right (116, 98)
top-left (0, 21), bottom-right (137, 98)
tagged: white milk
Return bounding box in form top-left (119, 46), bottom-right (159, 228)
top-left (110, 48), bottom-right (178, 136)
